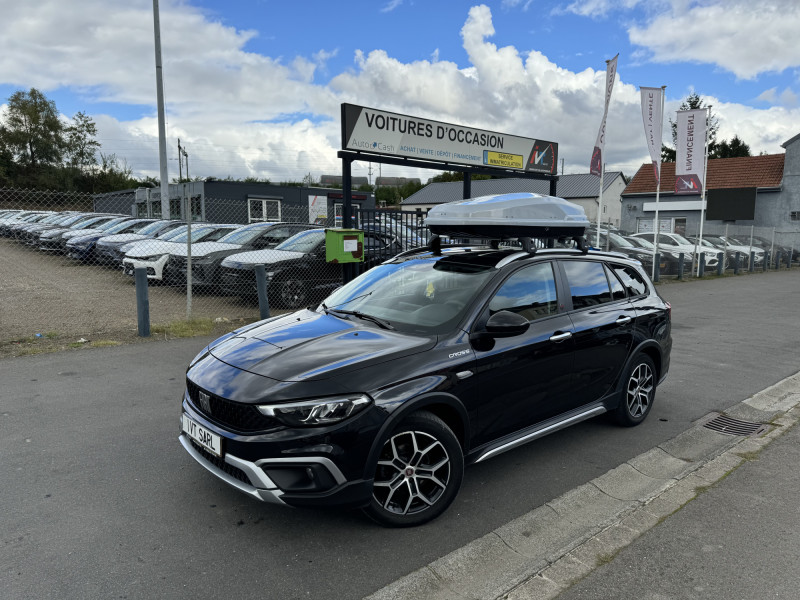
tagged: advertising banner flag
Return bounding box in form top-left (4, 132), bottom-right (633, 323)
top-left (590, 54), bottom-right (619, 176)
top-left (675, 108), bottom-right (707, 195)
top-left (640, 87), bottom-right (664, 183)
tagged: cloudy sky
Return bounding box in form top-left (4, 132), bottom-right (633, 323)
top-left (1, 0), bottom-right (798, 183)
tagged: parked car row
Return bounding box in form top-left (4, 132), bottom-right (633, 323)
top-left (0, 209), bottom-right (409, 309)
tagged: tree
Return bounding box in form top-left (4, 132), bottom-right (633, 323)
top-left (64, 111), bottom-right (100, 173)
top-left (661, 93), bottom-right (719, 162)
top-left (1, 88), bottom-right (65, 170)
top-left (715, 135), bottom-right (751, 158)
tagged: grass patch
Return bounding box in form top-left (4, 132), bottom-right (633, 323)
top-left (45, 331), bottom-right (60, 339)
top-left (736, 450), bottom-right (762, 462)
top-left (151, 318), bottom-right (216, 338)
top-left (596, 551), bottom-right (620, 567)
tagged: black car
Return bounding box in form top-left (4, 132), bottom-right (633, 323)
top-left (179, 197), bottom-right (672, 527)
top-left (218, 228), bottom-right (403, 308)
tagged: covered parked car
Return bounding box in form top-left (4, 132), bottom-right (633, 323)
top-left (218, 228), bottom-right (403, 308)
top-left (166, 222), bottom-right (317, 289)
top-left (94, 220), bottom-right (187, 266)
top-left (179, 193), bottom-right (672, 527)
top-left (38, 214), bottom-right (126, 253)
top-left (66, 219), bottom-right (157, 262)
top-left (121, 224), bottom-right (241, 281)
top-left (631, 231), bottom-right (717, 268)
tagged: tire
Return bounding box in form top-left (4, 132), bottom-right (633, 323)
top-left (363, 411), bottom-right (464, 527)
top-left (615, 353), bottom-right (656, 427)
top-left (271, 277), bottom-right (308, 310)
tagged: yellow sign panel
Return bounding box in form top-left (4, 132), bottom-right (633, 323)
top-left (484, 151), bottom-right (524, 169)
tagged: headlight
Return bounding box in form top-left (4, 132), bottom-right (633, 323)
top-left (257, 394), bottom-right (371, 427)
top-left (139, 253), bottom-right (167, 261)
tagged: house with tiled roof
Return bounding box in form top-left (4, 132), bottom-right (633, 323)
top-left (620, 134), bottom-right (799, 244)
top-left (401, 172), bottom-right (628, 227)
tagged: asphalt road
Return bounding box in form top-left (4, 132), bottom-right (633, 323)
top-left (2, 269), bottom-right (799, 600)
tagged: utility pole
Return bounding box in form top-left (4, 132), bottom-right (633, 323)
top-left (178, 138), bottom-right (183, 181)
top-left (152, 0), bottom-right (170, 219)
top-left (182, 147), bottom-right (189, 180)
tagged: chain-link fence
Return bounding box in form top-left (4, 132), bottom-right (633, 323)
top-left (0, 188), bottom-right (430, 347)
top-left (1, 186), bottom-right (796, 349)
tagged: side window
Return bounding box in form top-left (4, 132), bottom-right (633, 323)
top-left (612, 265), bottom-right (648, 297)
top-left (605, 264), bottom-right (627, 301)
top-left (562, 261), bottom-right (612, 310)
top-left (488, 262), bottom-right (558, 321)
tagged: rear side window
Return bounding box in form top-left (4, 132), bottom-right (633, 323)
top-left (605, 264), bottom-right (627, 301)
top-left (488, 262), bottom-right (558, 321)
top-left (612, 265), bottom-right (648, 297)
top-left (562, 261), bottom-right (612, 309)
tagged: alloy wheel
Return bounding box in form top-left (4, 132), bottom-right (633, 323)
top-left (373, 430), bottom-right (451, 516)
top-left (626, 362), bottom-right (654, 418)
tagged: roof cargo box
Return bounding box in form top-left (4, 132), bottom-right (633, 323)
top-left (424, 193), bottom-right (589, 239)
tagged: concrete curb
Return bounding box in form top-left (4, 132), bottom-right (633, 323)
top-left (364, 372), bottom-right (800, 600)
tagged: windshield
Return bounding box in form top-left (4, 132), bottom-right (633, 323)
top-left (608, 232), bottom-right (635, 248)
top-left (96, 217), bottom-right (131, 231)
top-left (217, 224), bottom-right (273, 245)
top-left (276, 229), bottom-right (324, 253)
top-left (320, 257), bottom-right (497, 333)
top-left (670, 233), bottom-right (693, 245)
top-left (630, 237), bottom-right (655, 249)
top-left (167, 226), bottom-right (222, 243)
top-left (106, 220), bottom-right (149, 234)
top-left (137, 221), bottom-right (172, 235)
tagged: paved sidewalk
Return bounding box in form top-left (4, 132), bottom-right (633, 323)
top-left (367, 373), bottom-right (800, 600)
top-left (555, 415), bottom-right (800, 599)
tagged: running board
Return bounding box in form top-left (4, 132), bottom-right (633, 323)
top-left (471, 404), bottom-right (607, 464)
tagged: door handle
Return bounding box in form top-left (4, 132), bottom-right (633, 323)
top-left (549, 331), bottom-right (572, 343)
top-left (615, 316), bottom-right (633, 325)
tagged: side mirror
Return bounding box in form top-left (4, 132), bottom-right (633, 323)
top-left (471, 310), bottom-right (529, 342)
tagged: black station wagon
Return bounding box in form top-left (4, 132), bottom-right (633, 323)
top-left (179, 194), bottom-right (672, 527)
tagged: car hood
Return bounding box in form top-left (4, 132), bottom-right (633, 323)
top-left (170, 241), bottom-right (242, 257)
top-left (208, 310), bottom-right (435, 382)
top-left (125, 240), bottom-right (181, 257)
top-left (98, 233), bottom-right (148, 245)
top-left (220, 249), bottom-right (306, 269)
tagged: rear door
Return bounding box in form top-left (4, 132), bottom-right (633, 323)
top-left (559, 259), bottom-right (635, 410)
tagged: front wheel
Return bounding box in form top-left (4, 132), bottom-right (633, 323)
top-left (615, 353), bottom-right (656, 427)
top-left (363, 411), bottom-right (464, 527)
top-left (271, 277), bottom-right (308, 309)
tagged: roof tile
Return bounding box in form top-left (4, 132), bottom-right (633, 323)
top-left (623, 154), bottom-right (784, 195)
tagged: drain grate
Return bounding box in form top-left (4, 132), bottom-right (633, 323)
top-left (702, 414), bottom-right (767, 437)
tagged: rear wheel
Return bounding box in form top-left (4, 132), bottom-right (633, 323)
top-left (364, 411), bottom-right (463, 527)
top-left (615, 353), bottom-right (656, 426)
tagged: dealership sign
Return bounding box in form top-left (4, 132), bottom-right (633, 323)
top-left (341, 104), bottom-right (558, 175)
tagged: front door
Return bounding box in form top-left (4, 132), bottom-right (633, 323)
top-left (471, 261), bottom-right (576, 445)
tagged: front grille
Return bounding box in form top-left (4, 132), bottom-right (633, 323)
top-left (186, 379), bottom-right (279, 433)
top-left (190, 440), bottom-right (251, 485)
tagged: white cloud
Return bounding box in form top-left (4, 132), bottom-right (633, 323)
top-left (381, 0), bottom-right (403, 13)
top-left (629, 0), bottom-right (800, 79)
top-left (1, 0), bottom-right (798, 184)
top-left (562, 0), bottom-right (642, 18)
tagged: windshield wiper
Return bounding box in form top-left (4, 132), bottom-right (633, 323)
top-left (324, 306), bottom-right (394, 330)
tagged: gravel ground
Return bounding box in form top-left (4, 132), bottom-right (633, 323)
top-left (0, 238), bottom-right (269, 358)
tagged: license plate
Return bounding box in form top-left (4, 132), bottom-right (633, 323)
top-left (182, 414), bottom-right (222, 457)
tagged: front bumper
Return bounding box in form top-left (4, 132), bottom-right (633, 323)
top-left (123, 255), bottom-right (171, 280)
top-left (179, 392), bottom-right (380, 509)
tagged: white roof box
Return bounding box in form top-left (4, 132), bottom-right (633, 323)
top-left (425, 192), bottom-right (589, 239)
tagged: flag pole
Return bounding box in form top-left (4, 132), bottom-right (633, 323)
top-left (651, 87), bottom-right (666, 278)
top-left (596, 164), bottom-right (605, 247)
top-left (696, 105), bottom-right (711, 276)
